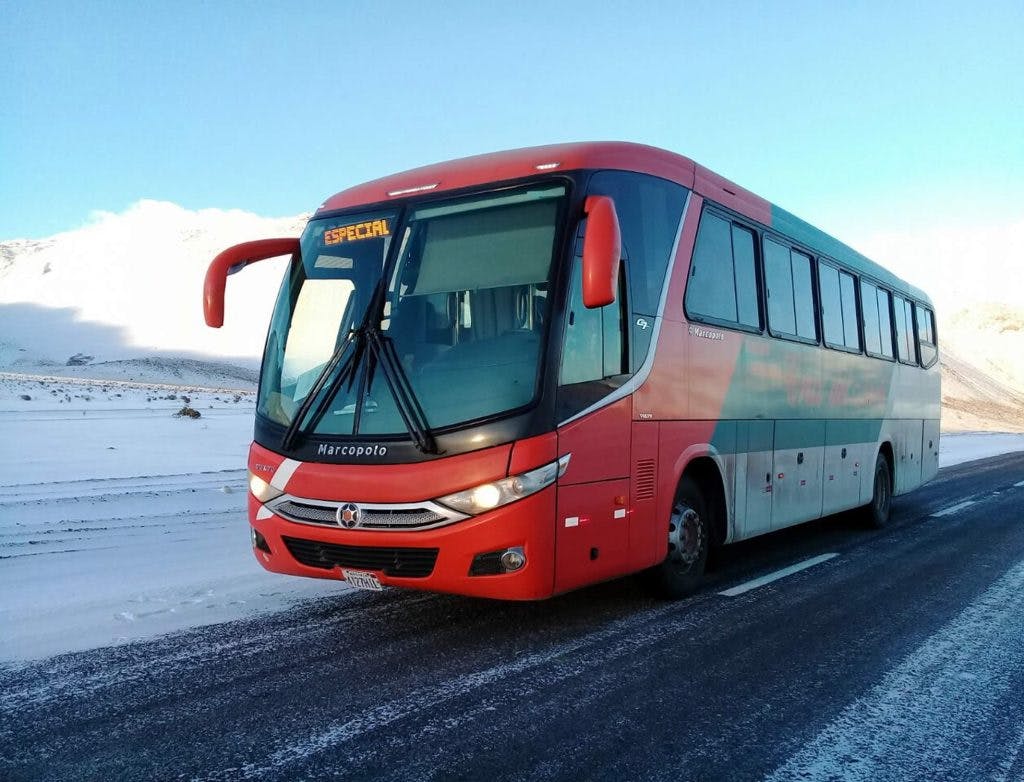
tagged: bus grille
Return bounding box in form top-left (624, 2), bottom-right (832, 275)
top-left (282, 536), bottom-right (439, 578)
top-left (270, 499), bottom-right (451, 530)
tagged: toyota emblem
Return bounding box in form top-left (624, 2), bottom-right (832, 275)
top-left (336, 503), bottom-right (361, 528)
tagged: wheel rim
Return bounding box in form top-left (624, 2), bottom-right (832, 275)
top-left (668, 502), bottom-right (703, 567)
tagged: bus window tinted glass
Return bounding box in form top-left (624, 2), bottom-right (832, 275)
top-left (877, 288), bottom-right (895, 359)
top-left (588, 171), bottom-right (687, 318)
top-left (916, 303), bottom-right (937, 366)
top-left (765, 238), bottom-right (795, 336)
top-left (792, 250), bottom-right (816, 340)
top-left (820, 263), bottom-right (843, 346)
top-left (686, 212), bottom-right (735, 322)
top-left (861, 281), bottom-right (881, 355)
top-left (561, 257), bottom-right (604, 385)
top-left (840, 271), bottom-right (859, 349)
top-left (903, 298), bottom-right (917, 364)
top-left (893, 294), bottom-right (914, 364)
top-left (733, 225), bottom-right (759, 328)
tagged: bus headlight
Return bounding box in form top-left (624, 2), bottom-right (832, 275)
top-left (436, 455), bottom-right (570, 516)
top-left (249, 472), bottom-right (283, 504)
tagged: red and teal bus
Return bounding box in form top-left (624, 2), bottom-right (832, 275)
top-left (204, 142), bottom-right (940, 600)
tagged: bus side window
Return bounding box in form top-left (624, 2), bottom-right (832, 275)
top-left (916, 303), bottom-right (938, 367)
top-left (683, 211), bottom-right (760, 332)
top-left (822, 262), bottom-right (861, 352)
top-left (860, 280), bottom-right (882, 356)
top-left (686, 212), bottom-right (736, 322)
top-left (893, 294), bottom-right (917, 365)
top-left (558, 256), bottom-right (628, 419)
top-left (587, 170), bottom-right (687, 372)
top-left (876, 287), bottom-right (895, 359)
top-left (765, 237), bottom-right (796, 336)
top-left (766, 238), bottom-right (817, 342)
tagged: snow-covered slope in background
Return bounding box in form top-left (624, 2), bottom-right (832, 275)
top-left (943, 303), bottom-right (1024, 392)
top-left (0, 201), bottom-right (306, 375)
top-left (940, 302), bottom-right (1024, 432)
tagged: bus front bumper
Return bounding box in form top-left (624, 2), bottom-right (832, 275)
top-left (247, 487), bottom-right (557, 601)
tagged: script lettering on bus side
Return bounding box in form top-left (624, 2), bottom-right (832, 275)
top-left (688, 324), bottom-right (725, 341)
top-left (323, 219), bottom-right (391, 246)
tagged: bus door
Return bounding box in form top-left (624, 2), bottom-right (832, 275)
top-left (554, 397), bottom-right (632, 593)
top-left (553, 251), bottom-right (633, 593)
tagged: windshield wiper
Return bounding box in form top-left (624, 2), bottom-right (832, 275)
top-left (279, 273), bottom-right (442, 455)
top-left (279, 273), bottom-right (390, 452)
top-left (280, 329), bottom-right (361, 452)
top-left (365, 328), bottom-right (442, 455)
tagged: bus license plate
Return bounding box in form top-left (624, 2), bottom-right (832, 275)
top-left (342, 569), bottom-right (383, 591)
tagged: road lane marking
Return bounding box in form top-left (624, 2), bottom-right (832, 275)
top-left (932, 500), bottom-right (977, 517)
top-left (1015, 480), bottom-right (1024, 488)
top-left (718, 553), bottom-right (838, 597)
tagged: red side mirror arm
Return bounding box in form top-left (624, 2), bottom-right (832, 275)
top-left (204, 237), bottom-right (299, 327)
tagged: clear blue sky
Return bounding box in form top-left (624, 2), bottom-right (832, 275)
top-left (2, 0), bottom-right (1022, 240)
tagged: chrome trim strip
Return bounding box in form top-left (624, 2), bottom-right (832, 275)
top-left (558, 191), bottom-right (693, 427)
top-left (266, 494), bottom-right (469, 532)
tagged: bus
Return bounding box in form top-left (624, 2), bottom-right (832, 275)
top-left (204, 142), bottom-right (940, 600)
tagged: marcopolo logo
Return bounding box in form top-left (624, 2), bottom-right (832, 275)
top-left (316, 443), bottom-right (389, 458)
top-left (336, 503), bottom-right (361, 528)
top-left (688, 324), bottom-right (725, 341)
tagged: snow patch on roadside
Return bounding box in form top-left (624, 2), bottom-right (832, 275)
top-left (939, 432), bottom-right (1024, 468)
top-left (764, 558), bottom-right (1024, 781)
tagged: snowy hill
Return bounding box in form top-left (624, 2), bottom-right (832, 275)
top-left (0, 200), bottom-right (307, 383)
top-left (940, 302), bottom-right (1024, 433)
top-left (942, 303), bottom-right (1024, 392)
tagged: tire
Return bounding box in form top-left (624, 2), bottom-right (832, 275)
top-left (648, 475), bottom-right (711, 599)
top-left (864, 452), bottom-right (893, 528)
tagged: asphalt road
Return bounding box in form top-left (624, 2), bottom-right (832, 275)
top-left (3, 453), bottom-right (1024, 781)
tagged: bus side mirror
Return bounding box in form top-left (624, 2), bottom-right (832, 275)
top-left (204, 238), bottom-right (300, 327)
top-left (581, 195), bottom-right (621, 309)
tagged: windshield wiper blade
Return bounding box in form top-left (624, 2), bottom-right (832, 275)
top-left (280, 272), bottom-right (392, 451)
top-left (280, 330), bottom-right (361, 452)
top-left (365, 329), bottom-right (442, 455)
top-left (279, 266), bottom-right (441, 455)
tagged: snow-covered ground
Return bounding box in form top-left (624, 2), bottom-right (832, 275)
top-left (0, 374), bottom-right (345, 663)
top-left (3, 372), bottom-right (1023, 663)
top-left (940, 431), bottom-right (1024, 468)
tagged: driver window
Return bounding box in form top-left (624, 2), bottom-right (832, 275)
top-left (558, 255), bottom-right (627, 419)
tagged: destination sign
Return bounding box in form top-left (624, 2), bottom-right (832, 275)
top-left (323, 219), bottom-right (391, 245)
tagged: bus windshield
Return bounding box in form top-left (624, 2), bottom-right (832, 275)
top-left (257, 183), bottom-right (567, 439)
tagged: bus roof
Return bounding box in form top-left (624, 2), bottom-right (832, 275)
top-left (316, 142), bottom-right (931, 306)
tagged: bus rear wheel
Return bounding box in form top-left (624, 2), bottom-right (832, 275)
top-left (649, 476), bottom-right (710, 599)
top-left (864, 452), bottom-right (892, 528)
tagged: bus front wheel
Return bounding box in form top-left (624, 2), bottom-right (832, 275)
top-left (864, 452), bottom-right (893, 528)
top-left (648, 476), bottom-right (710, 599)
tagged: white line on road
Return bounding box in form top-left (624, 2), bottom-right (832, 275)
top-left (718, 553), bottom-right (838, 597)
top-left (932, 500), bottom-right (977, 517)
top-left (1015, 480), bottom-right (1024, 488)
